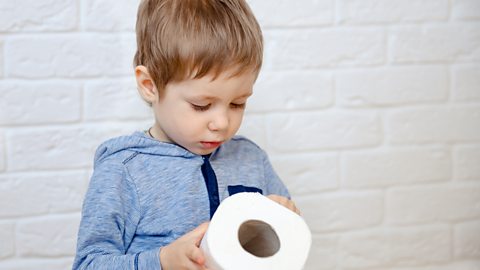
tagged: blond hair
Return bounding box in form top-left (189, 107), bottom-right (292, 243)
top-left (133, 0), bottom-right (263, 92)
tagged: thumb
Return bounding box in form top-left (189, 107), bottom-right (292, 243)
top-left (186, 223), bottom-right (210, 265)
top-left (187, 245), bottom-right (206, 265)
top-left (190, 222), bottom-right (209, 245)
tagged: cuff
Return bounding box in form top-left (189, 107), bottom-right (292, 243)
top-left (137, 247), bottom-right (162, 270)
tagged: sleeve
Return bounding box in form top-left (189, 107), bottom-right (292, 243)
top-left (260, 149), bottom-right (291, 199)
top-left (72, 158), bottom-right (162, 270)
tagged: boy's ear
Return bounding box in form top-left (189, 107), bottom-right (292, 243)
top-left (135, 65), bottom-right (158, 104)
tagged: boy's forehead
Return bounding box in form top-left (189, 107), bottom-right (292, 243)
top-left (174, 71), bottom-right (256, 97)
top-left (190, 67), bottom-right (257, 84)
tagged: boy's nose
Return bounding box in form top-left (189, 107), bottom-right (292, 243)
top-left (208, 113), bottom-right (229, 132)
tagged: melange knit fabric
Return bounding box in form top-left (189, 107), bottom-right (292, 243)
top-left (72, 131), bottom-right (290, 270)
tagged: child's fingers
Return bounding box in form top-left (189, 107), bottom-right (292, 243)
top-left (267, 194), bottom-right (301, 215)
top-left (267, 194), bottom-right (287, 204)
top-left (284, 198), bottom-right (301, 215)
top-left (291, 203), bottom-right (301, 215)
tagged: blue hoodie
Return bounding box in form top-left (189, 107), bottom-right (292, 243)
top-left (73, 131), bottom-right (289, 270)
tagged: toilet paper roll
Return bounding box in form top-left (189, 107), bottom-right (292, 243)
top-left (200, 192), bottom-right (312, 270)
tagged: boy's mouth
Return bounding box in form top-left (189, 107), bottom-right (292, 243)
top-left (201, 141), bottom-right (223, 149)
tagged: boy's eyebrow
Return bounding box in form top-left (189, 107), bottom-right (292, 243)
top-left (189, 95), bottom-right (216, 101)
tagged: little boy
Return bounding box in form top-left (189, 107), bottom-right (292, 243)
top-left (73, 0), bottom-right (299, 269)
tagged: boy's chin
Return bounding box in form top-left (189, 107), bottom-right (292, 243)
top-left (191, 148), bottom-right (216, 156)
top-left (186, 145), bottom-right (218, 156)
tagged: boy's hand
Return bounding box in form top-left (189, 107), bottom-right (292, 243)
top-left (160, 222), bottom-right (210, 270)
top-left (267, 194), bottom-right (301, 215)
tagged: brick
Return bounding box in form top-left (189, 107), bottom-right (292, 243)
top-left (295, 192), bottom-right (383, 233)
top-left (271, 153), bottom-right (338, 195)
top-left (386, 184), bottom-right (480, 225)
top-left (387, 105), bottom-right (480, 144)
top-left (0, 81), bottom-right (81, 125)
top-left (454, 220), bottom-right (480, 259)
top-left (266, 111), bottom-right (381, 152)
top-left (390, 262), bottom-right (480, 270)
top-left (247, 0), bottom-right (333, 27)
top-left (0, 259), bottom-right (74, 270)
top-left (83, 0), bottom-right (139, 31)
top-left (5, 34), bottom-right (136, 78)
top-left (303, 235), bottom-right (338, 270)
top-left (0, 0), bottom-right (77, 32)
top-left (452, 0), bottom-right (480, 20)
top-left (84, 79), bottom-right (151, 121)
top-left (0, 131), bottom-right (5, 172)
top-left (390, 23), bottom-right (480, 63)
top-left (250, 71), bottom-right (333, 112)
top-left (6, 125), bottom-right (142, 171)
top-left (0, 40), bottom-right (4, 78)
top-left (343, 146), bottom-right (451, 188)
top-left (264, 28), bottom-right (384, 70)
top-left (338, 0), bottom-right (448, 24)
top-left (0, 171), bottom-right (87, 218)
top-left (237, 114), bottom-right (267, 150)
top-left (339, 225), bottom-right (450, 269)
top-left (337, 66), bottom-right (448, 107)
top-left (452, 64), bottom-right (480, 101)
top-left (454, 145), bottom-right (480, 181)
top-left (0, 223), bottom-right (14, 259)
top-left (16, 215), bottom-right (80, 257)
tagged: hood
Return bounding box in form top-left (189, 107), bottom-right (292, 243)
top-left (94, 131), bottom-right (198, 164)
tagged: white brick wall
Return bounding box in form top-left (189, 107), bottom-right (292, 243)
top-left (0, 0), bottom-right (77, 32)
top-left (338, 225), bottom-right (452, 268)
top-left (337, 0), bottom-right (449, 24)
top-left (1, 0), bottom-right (479, 269)
top-left (453, 64), bottom-right (480, 101)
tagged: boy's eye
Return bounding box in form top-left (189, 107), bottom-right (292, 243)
top-left (191, 103), bottom-right (210, 111)
top-left (230, 103), bottom-right (246, 109)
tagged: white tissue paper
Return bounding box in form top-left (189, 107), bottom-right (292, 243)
top-left (200, 192), bottom-right (311, 270)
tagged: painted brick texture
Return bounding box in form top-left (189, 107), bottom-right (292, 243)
top-left (0, 0), bottom-right (479, 269)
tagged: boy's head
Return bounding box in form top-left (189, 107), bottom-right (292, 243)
top-left (133, 0), bottom-right (263, 95)
top-left (134, 0), bottom-right (264, 155)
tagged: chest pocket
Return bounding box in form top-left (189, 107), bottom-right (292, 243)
top-left (227, 185), bottom-right (263, 196)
